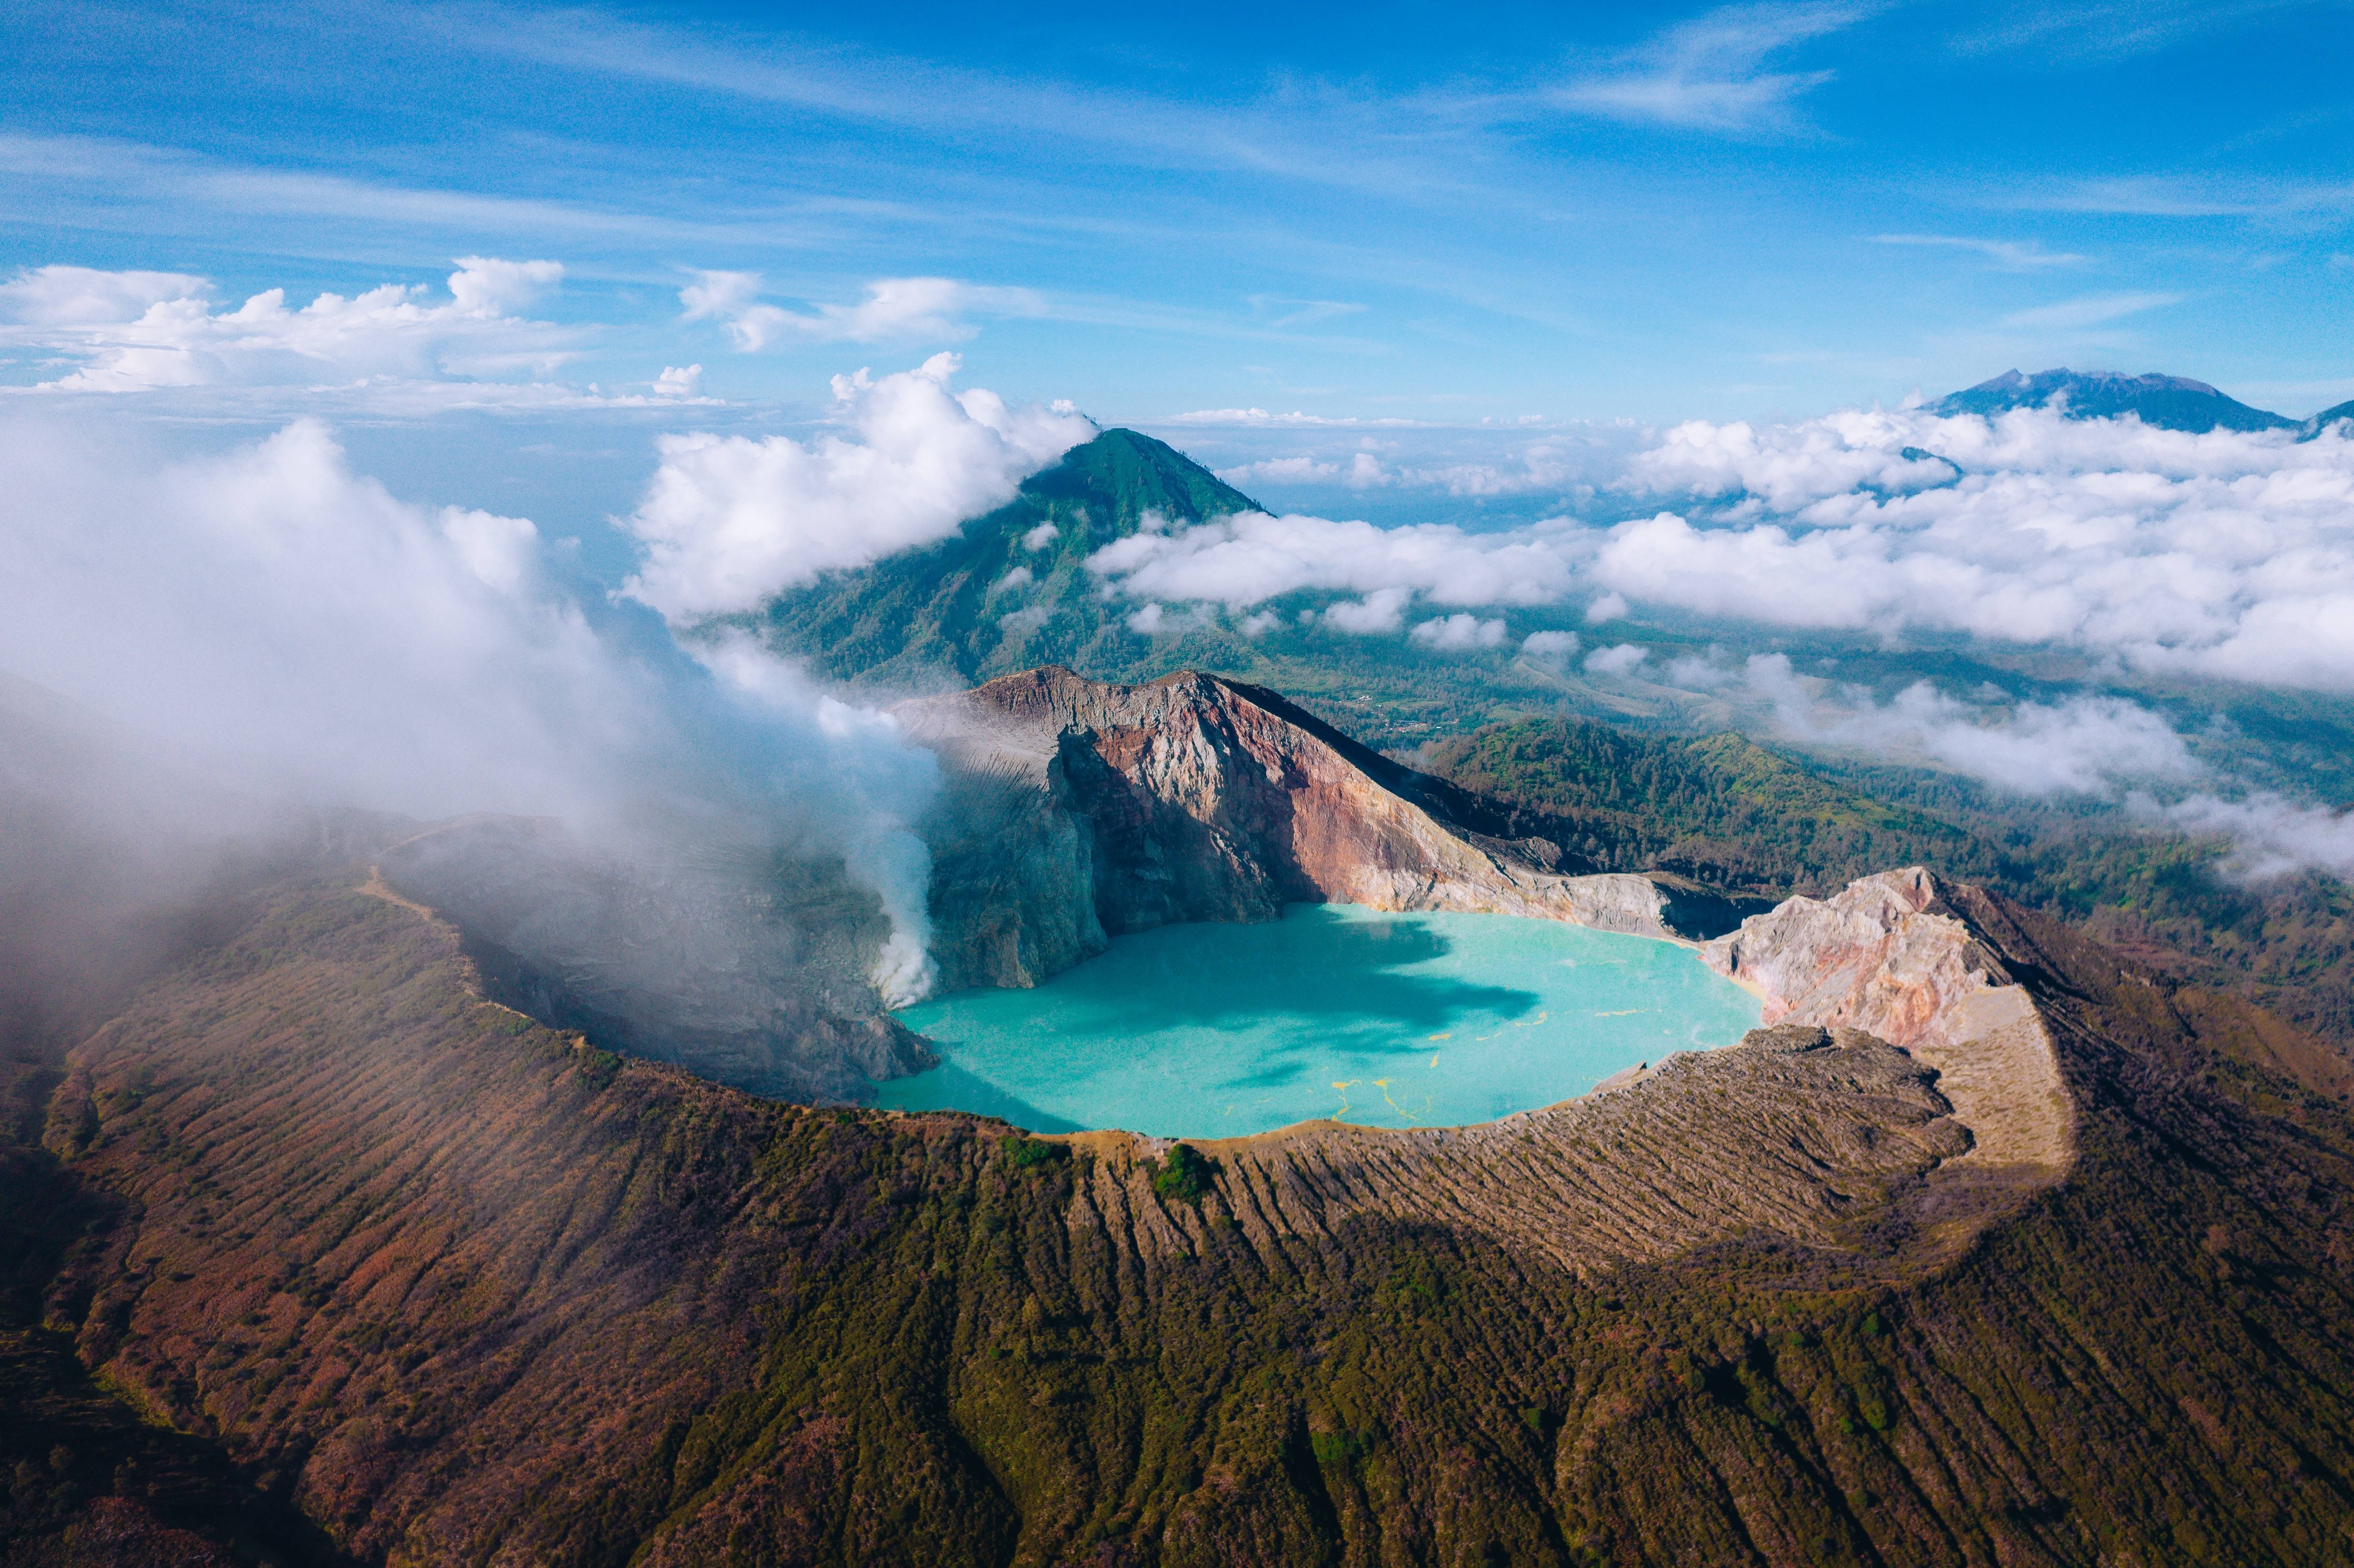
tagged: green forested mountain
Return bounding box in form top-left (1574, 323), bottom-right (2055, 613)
top-left (740, 429), bottom-right (1265, 691)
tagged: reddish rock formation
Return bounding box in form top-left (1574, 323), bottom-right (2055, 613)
top-left (903, 667), bottom-right (1758, 992)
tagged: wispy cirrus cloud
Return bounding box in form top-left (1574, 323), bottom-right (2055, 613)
top-left (1871, 233), bottom-right (2088, 270)
top-left (1551, 2), bottom-right (1870, 134)
top-left (679, 273), bottom-right (1045, 350)
top-left (1992, 174), bottom-right (2354, 221)
top-left (1997, 291), bottom-right (2181, 330)
top-left (1246, 296), bottom-right (1369, 330)
top-left (1952, 0), bottom-right (2313, 63)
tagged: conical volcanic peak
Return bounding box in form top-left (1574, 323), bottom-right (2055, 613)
top-left (1933, 367), bottom-right (2296, 433)
top-left (745, 429), bottom-right (1262, 691)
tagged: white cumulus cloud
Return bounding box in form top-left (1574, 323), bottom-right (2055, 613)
top-left (622, 354), bottom-right (1095, 621)
top-left (1743, 653), bottom-right (2203, 795)
top-left (1599, 407), bottom-right (2354, 691)
top-left (1410, 614), bottom-right (1506, 650)
top-left (2163, 792), bottom-right (2354, 881)
top-left (1083, 405), bottom-right (2354, 692)
top-left (1584, 642), bottom-right (1651, 678)
top-left (1323, 586), bottom-right (1415, 635)
top-left (0, 259), bottom-right (572, 393)
top-left (1085, 511), bottom-right (1577, 620)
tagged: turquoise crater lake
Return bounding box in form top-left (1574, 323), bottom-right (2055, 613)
top-left (875, 904), bottom-right (1762, 1139)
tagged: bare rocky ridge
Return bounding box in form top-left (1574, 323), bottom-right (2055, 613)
top-left (1074, 1023), bottom-right (1971, 1278)
top-left (902, 666), bottom-right (1761, 994)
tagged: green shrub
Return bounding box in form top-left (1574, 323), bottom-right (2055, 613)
top-left (1149, 1143), bottom-right (1218, 1205)
top-left (1311, 1430), bottom-right (1371, 1468)
top-left (1002, 1136), bottom-right (1069, 1171)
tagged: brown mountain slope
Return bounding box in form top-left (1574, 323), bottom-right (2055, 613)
top-left (8, 856), bottom-right (2354, 1564)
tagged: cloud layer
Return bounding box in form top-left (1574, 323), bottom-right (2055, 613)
top-left (1086, 511), bottom-right (1576, 614)
top-left (1105, 404), bottom-right (2354, 697)
top-left (1740, 652), bottom-right (2203, 795)
top-left (1607, 407), bottom-right (2354, 691)
top-left (0, 259), bottom-right (574, 394)
top-left (622, 353), bottom-right (1094, 620)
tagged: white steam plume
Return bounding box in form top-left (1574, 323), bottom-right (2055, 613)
top-left (0, 411), bottom-right (945, 1005)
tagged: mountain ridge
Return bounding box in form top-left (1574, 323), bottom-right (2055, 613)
top-left (1933, 367), bottom-right (2298, 432)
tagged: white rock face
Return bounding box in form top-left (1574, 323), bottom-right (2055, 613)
top-left (1703, 868), bottom-right (2074, 1173)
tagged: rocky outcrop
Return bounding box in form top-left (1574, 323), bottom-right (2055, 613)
top-left (1702, 867), bottom-right (2074, 1176)
top-left (901, 667), bottom-right (1757, 992)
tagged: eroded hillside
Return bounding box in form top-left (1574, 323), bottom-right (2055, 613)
top-left (6, 849), bottom-right (2354, 1564)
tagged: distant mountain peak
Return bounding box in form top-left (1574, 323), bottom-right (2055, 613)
top-left (1933, 367), bottom-right (2297, 434)
top-left (740, 428), bottom-right (1265, 691)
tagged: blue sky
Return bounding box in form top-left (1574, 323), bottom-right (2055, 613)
top-left (5, 1), bottom-right (2354, 880)
top-left (5, 0), bottom-right (2351, 432)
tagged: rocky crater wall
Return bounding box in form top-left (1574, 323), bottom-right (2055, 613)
top-left (898, 666), bottom-right (1761, 994)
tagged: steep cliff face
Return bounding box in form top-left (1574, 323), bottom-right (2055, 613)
top-left (902, 667), bottom-right (1759, 993)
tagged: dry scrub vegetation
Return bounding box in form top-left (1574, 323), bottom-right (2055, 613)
top-left (2, 864), bottom-right (2352, 1564)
